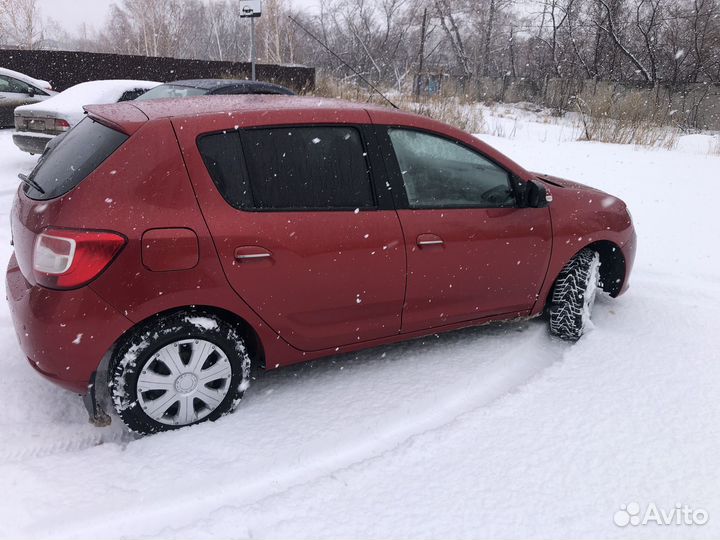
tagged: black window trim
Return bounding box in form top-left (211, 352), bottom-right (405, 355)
top-left (196, 123), bottom-right (390, 213)
top-left (378, 125), bottom-right (520, 211)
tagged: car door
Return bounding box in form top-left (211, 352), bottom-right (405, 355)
top-left (381, 127), bottom-right (553, 333)
top-left (0, 75), bottom-right (24, 127)
top-left (0, 75), bottom-right (43, 127)
top-left (186, 121), bottom-right (406, 352)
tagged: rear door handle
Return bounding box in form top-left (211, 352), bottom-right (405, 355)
top-left (234, 246), bottom-right (272, 262)
top-left (416, 233), bottom-right (444, 248)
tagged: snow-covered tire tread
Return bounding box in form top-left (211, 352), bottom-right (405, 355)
top-left (549, 249), bottom-right (601, 341)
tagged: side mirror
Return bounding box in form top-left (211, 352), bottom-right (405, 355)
top-left (27, 86), bottom-right (36, 97)
top-left (524, 179), bottom-right (552, 208)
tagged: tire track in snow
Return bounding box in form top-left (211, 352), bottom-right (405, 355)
top-left (45, 322), bottom-right (570, 540)
top-left (0, 424), bottom-right (130, 464)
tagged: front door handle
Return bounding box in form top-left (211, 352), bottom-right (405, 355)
top-left (234, 246), bottom-right (272, 262)
top-left (417, 233), bottom-right (444, 248)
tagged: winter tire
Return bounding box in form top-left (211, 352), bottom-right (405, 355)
top-left (109, 310), bottom-right (251, 435)
top-left (549, 248), bottom-right (601, 341)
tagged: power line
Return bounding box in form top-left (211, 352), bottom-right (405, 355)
top-left (288, 15), bottom-right (399, 109)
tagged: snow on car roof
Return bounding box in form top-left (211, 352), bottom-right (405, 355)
top-left (14, 79), bottom-right (161, 121)
top-left (93, 94), bottom-right (379, 122)
top-left (0, 67), bottom-right (52, 90)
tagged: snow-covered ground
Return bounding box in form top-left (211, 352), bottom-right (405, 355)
top-left (0, 108), bottom-right (719, 539)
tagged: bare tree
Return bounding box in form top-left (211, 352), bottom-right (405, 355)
top-left (0, 0), bottom-right (43, 49)
top-left (434, 0), bottom-right (472, 77)
top-left (28, 0), bottom-right (720, 89)
top-left (595, 0), bottom-right (653, 81)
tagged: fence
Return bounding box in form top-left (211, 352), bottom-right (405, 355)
top-left (0, 48), bottom-right (315, 93)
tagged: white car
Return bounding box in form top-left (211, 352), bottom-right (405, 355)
top-left (0, 67), bottom-right (56, 128)
top-left (13, 79), bottom-right (160, 154)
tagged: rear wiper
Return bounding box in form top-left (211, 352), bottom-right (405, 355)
top-left (18, 173), bottom-right (45, 195)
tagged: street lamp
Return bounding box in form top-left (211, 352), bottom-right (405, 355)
top-left (238, 0), bottom-right (262, 81)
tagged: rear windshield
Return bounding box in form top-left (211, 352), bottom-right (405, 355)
top-left (23, 118), bottom-right (128, 200)
top-left (135, 84), bottom-right (209, 101)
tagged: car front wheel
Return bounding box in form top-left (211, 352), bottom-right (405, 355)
top-left (549, 248), bottom-right (601, 341)
top-left (109, 310), bottom-right (251, 434)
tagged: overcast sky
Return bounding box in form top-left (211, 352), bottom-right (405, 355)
top-left (40, 0), bottom-right (320, 32)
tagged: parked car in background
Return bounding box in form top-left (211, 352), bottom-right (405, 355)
top-left (6, 95), bottom-right (636, 435)
top-left (135, 79), bottom-right (295, 101)
top-left (0, 67), bottom-right (56, 128)
top-left (12, 79), bottom-right (160, 154)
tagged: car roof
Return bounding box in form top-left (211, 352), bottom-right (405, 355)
top-left (0, 67), bottom-right (51, 89)
top-left (16, 79), bottom-right (161, 120)
top-left (165, 79), bottom-right (294, 94)
top-left (86, 95), bottom-right (391, 125)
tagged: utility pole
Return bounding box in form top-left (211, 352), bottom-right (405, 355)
top-left (415, 7), bottom-right (428, 99)
top-left (239, 0), bottom-right (262, 81)
top-left (251, 16), bottom-right (256, 80)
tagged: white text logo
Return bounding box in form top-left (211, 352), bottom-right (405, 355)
top-left (614, 502), bottom-right (709, 527)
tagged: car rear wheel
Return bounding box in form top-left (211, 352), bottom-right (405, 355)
top-left (549, 249), bottom-right (601, 341)
top-left (109, 310), bottom-right (251, 434)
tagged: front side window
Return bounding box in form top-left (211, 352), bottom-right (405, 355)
top-left (198, 126), bottom-right (375, 211)
top-left (0, 75), bottom-right (30, 94)
top-left (388, 128), bottom-right (515, 209)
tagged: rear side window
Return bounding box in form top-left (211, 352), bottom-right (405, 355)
top-left (23, 118), bottom-right (128, 200)
top-left (198, 126), bottom-right (375, 211)
top-left (197, 132), bottom-right (250, 209)
top-left (135, 84), bottom-right (208, 101)
top-left (119, 88), bottom-right (150, 101)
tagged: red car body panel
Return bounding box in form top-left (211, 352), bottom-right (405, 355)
top-left (6, 253), bottom-right (133, 393)
top-left (6, 96), bottom-right (636, 397)
top-left (171, 108), bottom-right (407, 352)
top-left (395, 208), bottom-right (553, 332)
top-left (529, 173), bottom-right (636, 314)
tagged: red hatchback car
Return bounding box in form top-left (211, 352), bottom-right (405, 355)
top-left (7, 96), bottom-right (636, 434)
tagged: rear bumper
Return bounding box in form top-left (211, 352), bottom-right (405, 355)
top-left (6, 253), bottom-right (133, 394)
top-left (12, 132), bottom-right (53, 154)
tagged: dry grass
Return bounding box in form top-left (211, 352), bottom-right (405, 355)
top-left (312, 73), bottom-right (484, 133)
top-left (400, 95), bottom-right (485, 133)
top-left (573, 87), bottom-right (679, 149)
top-left (313, 73), bottom-right (688, 149)
top-left (710, 136), bottom-right (720, 156)
top-left (486, 117), bottom-right (518, 138)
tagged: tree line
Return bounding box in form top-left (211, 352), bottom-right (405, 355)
top-left (2, 0), bottom-right (719, 90)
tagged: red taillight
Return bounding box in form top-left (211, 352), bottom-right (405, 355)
top-left (54, 118), bottom-right (71, 132)
top-left (33, 228), bottom-right (126, 289)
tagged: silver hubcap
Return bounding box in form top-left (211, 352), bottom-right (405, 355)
top-left (136, 339), bottom-right (232, 426)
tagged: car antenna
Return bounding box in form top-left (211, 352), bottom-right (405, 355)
top-left (288, 15), bottom-right (399, 110)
